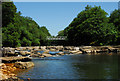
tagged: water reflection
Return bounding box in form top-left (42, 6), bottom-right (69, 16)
top-left (72, 54), bottom-right (118, 79)
top-left (17, 54), bottom-right (119, 79)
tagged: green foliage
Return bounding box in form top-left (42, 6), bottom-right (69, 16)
top-left (32, 39), bottom-right (40, 46)
top-left (21, 37), bottom-right (32, 46)
top-left (57, 30), bottom-right (64, 36)
top-left (2, 2), bottom-right (17, 27)
top-left (109, 9), bottom-right (120, 44)
top-left (109, 9), bottom-right (120, 30)
top-left (62, 5), bottom-right (118, 46)
top-left (2, 2), bottom-right (120, 46)
top-left (2, 2), bottom-right (51, 47)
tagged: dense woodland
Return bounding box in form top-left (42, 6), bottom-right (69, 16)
top-left (58, 5), bottom-right (120, 46)
top-left (2, 2), bottom-right (51, 47)
top-left (2, 2), bottom-right (120, 47)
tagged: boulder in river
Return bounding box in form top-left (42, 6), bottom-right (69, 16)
top-left (19, 51), bottom-right (26, 56)
top-left (7, 51), bottom-right (17, 56)
top-left (76, 51), bottom-right (82, 54)
top-left (69, 51), bottom-right (79, 54)
top-left (39, 55), bottom-right (45, 58)
top-left (0, 57), bottom-right (31, 63)
top-left (37, 52), bottom-right (41, 55)
top-left (43, 50), bottom-right (49, 54)
top-left (14, 62), bottom-right (34, 69)
top-left (42, 53), bottom-right (53, 57)
top-left (19, 51), bottom-right (31, 56)
top-left (30, 53), bottom-right (39, 57)
top-left (57, 52), bottom-right (64, 55)
top-left (50, 49), bottom-right (56, 52)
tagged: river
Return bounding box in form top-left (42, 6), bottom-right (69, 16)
top-left (17, 53), bottom-right (119, 79)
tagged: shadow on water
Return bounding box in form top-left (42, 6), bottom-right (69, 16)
top-left (72, 54), bottom-right (118, 79)
top-left (17, 54), bottom-right (119, 79)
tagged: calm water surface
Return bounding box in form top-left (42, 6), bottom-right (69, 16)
top-left (17, 54), bottom-right (119, 79)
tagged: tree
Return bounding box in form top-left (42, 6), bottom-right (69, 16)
top-left (2, 2), bottom-right (51, 47)
top-left (21, 37), bottom-right (32, 46)
top-left (58, 30), bottom-right (64, 36)
top-left (2, 2), bottom-right (17, 27)
top-left (63, 5), bottom-right (118, 46)
top-left (109, 9), bottom-right (120, 44)
top-left (109, 9), bottom-right (120, 30)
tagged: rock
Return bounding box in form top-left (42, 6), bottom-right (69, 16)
top-left (30, 53), bottom-right (39, 57)
top-left (83, 49), bottom-right (92, 53)
top-left (64, 47), bottom-right (70, 50)
top-left (8, 51), bottom-right (15, 55)
top-left (79, 46), bottom-right (94, 53)
top-left (108, 48), bottom-right (118, 53)
top-left (9, 74), bottom-right (16, 77)
top-left (0, 63), bottom-right (6, 69)
top-left (57, 52), bottom-right (64, 55)
top-left (100, 47), bottom-right (109, 52)
top-left (32, 46), bottom-right (39, 50)
top-left (39, 55), bottom-right (45, 58)
top-left (40, 46), bottom-right (46, 50)
top-left (11, 76), bottom-right (18, 79)
top-left (0, 73), bottom-right (8, 80)
top-left (19, 51), bottom-right (31, 56)
top-left (2, 47), bottom-right (15, 56)
top-left (7, 51), bottom-right (17, 56)
top-left (0, 57), bottom-right (31, 63)
top-left (14, 62), bottom-right (34, 69)
top-left (80, 46), bottom-right (92, 49)
top-left (74, 47), bottom-right (80, 51)
top-left (19, 51), bottom-right (26, 56)
top-left (50, 49), bottom-right (56, 51)
top-left (15, 48), bottom-right (21, 51)
top-left (26, 47), bottom-right (33, 50)
top-left (69, 50), bottom-right (82, 54)
top-left (32, 49), bottom-right (39, 53)
top-left (43, 50), bottom-right (49, 54)
top-left (0, 63), bottom-right (24, 81)
top-left (58, 48), bottom-right (63, 51)
top-left (27, 78), bottom-right (30, 81)
top-left (37, 52), bottom-right (41, 55)
top-left (42, 53), bottom-right (52, 57)
top-left (56, 46), bottom-right (63, 50)
top-left (25, 51), bottom-right (31, 54)
top-left (77, 51), bottom-right (82, 54)
top-left (69, 51), bottom-right (78, 54)
top-left (15, 50), bottom-right (20, 54)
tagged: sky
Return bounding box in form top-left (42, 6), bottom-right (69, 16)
top-left (14, 2), bottom-right (118, 36)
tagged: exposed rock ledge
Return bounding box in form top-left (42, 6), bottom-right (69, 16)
top-left (0, 63), bottom-right (23, 81)
top-left (14, 62), bottom-right (34, 69)
top-left (0, 62), bottom-right (34, 80)
top-left (0, 57), bottom-right (31, 63)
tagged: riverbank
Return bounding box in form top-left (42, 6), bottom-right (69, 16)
top-left (0, 63), bottom-right (23, 81)
top-left (2, 45), bottom-right (120, 57)
top-left (0, 57), bottom-right (34, 80)
top-left (1, 45), bottom-right (120, 80)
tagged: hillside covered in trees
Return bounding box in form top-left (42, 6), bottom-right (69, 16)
top-left (58, 5), bottom-right (120, 46)
top-left (2, 2), bottom-right (120, 47)
top-left (2, 2), bottom-right (51, 47)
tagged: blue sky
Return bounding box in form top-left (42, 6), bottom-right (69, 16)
top-left (14, 2), bottom-right (118, 36)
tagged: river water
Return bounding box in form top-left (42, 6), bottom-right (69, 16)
top-left (17, 54), bottom-right (119, 79)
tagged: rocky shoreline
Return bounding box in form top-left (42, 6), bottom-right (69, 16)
top-left (1, 45), bottom-right (120, 80)
top-left (2, 45), bottom-right (120, 57)
top-left (0, 61), bottom-right (34, 80)
top-left (0, 63), bottom-right (23, 81)
top-left (0, 57), bottom-right (34, 80)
